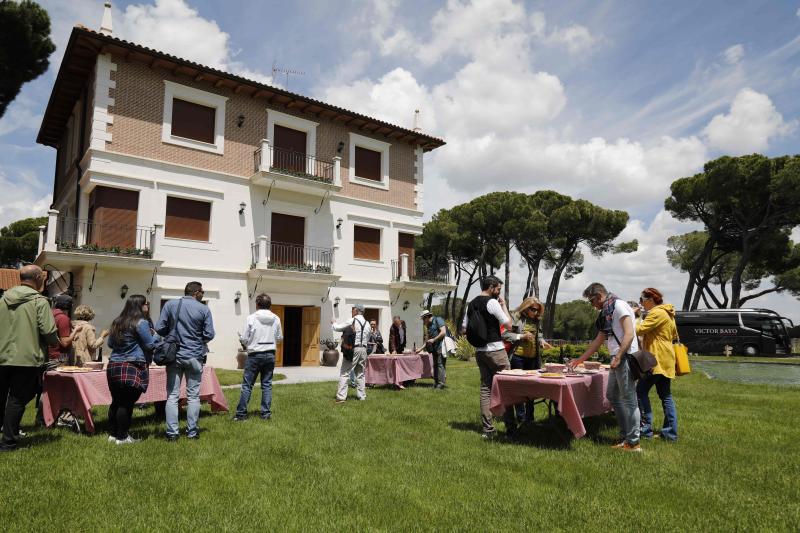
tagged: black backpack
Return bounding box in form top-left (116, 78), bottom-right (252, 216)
top-left (340, 317), bottom-right (366, 360)
top-left (466, 299), bottom-right (489, 347)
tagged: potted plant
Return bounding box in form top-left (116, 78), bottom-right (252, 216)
top-left (321, 338), bottom-right (339, 366)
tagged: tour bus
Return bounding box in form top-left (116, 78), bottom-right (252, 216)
top-left (674, 308), bottom-right (794, 356)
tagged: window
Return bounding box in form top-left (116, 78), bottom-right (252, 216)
top-left (353, 225), bottom-right (381, 260)
top-left (88, 186), bottom-right (139, 248)
top-left (273, 125), bottom-right (308, 173)
top-left (171, 99), bottom-right (215, 144)
top-left (165, 196), bottom-right (211, 241)
top-left (349, 132), bottom-right (390, 189)
top-left (270, 212), bottom-right (305, 265)
top-left (162, 80), bottom-right (227, 154)
top-left (355, 147), bottom-right (381, 181)
top-left (364, 308), bottom-right (380, 328)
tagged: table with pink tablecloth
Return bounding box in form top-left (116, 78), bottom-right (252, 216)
top-left (489, 371), bottom-right (612, 438)
top-left (366, 354), bottom-right (434, 386)
top-left (41, 365), bottom-right (229, 434)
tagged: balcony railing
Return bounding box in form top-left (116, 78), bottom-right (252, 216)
top-left (392, 255), bottom-right (452, 284)
top-left (53, 217), bottom-right (154, 257)
top-left (250, 238), bottom-right (333, 274)
top-left (254, 142), bottom-right (337, 184)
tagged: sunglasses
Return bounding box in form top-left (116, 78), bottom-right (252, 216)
top-left (639, 296), bottom-right (652, 303)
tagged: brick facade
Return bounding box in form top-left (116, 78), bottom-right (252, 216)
top-left (106, 56), bottom-right (418, 210)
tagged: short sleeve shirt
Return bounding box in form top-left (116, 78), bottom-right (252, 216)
top-left (607, 300), bottom-right (639, 356)
top-left (48, 309), bottom-right (71, 360)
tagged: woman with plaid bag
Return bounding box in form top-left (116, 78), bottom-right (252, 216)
top-left (106, 295), bottom-right (160, 445)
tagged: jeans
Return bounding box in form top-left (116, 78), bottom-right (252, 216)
top-left (607, 355), bottom-right (641, 445)
top-left (108, 386), bottom-right (143, 439)
top-left (235, 352), bottom-right (275, 418)
top-left (509, 354), bottom-right (541, 423)
top-left (337, 347), bottom-right (367, 401)
top-left (0, 366), bottom-right (40, 447)
top-left (476, 349), bottom-right (514, 435)
top-left (166, 357), bottom-right (203, 437)
top-left (637, 373), bottom-right (678, 441)
top-left (433, 352), bottom-right (447, 387)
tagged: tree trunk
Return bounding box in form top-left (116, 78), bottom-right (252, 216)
top-left (543, 263), bottom-right (566, 338)
top-left (532, 258), bottom-right (540, 299)
top-left (729, 235), bottom-right (753, 308)
top-left (503, 242), bottom-right (511, 304)
top-left (426, 292), bottom-right (434, 311)
top-left (443, 291), bottom-right (451, 319)
top-left (456, 264), bottom-right (479, 328)
top-left (523, 266), bottom-right (533, 299)
top-left (682, 235), bottom-right (716, 310)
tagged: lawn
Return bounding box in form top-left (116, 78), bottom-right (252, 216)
top-left (1, 364), bottom-right (799, 531)
top-left (213, 368), bottom-right (286, 386)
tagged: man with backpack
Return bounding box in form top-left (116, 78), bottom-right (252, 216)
top-left (332, 304), bottom-right (371, 403)
top-left (418, 310), bottom-right (448, 389)
top-left (462, 275), bottom-right (515, 440)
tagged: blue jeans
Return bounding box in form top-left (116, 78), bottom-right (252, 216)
top-left (637, 373), bottom-right (678, 441)
top-left (235, 352), bottom-right (275, 418)
top-left (510, 354), bottom-right (541, 423)
top-left (166, 357), bottom-right (203, 437)
top-left (606, 355), bottom-right (640, 445)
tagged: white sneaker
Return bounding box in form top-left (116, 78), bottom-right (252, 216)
top-left (115, 436), bottom-right (139, 445)
top-left (107, 435), bottom-right (116, 443)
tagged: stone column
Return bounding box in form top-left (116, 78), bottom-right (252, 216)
top-left (44, 209), bottom-right (59, 252)
top-left (400, 253), bottom-right (410, 282)
top-left (333, 156), bottom-right (342, 187)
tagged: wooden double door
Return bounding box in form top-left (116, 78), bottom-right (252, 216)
top-left (270, 305), bottom-right (320, 367)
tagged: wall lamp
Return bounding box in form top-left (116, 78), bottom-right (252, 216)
top-left (234, 290), bottom-right (242, 304)
top-left (336, 218), bottom-right (343, 230)
top-left (402, 300), bottom-right (410, 311)
top-left (239, 202), bottom-right (246, 215)
top-left (334, 296), bottom-right (341, 308)
top-left (337, 141), bottom-right (345, 154)
top-left (237, 115), bottom-right (245, 128)
top-left (120, 284), bottom-right (128, 299)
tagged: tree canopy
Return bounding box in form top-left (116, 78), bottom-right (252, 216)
top-left (665, 154), bottom-right (800, 309)
top-left (0, 0), bottom-right (55, 117)
top-left (0, 216), bottom-right (46, 267)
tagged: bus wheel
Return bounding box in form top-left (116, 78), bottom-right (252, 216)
top-left (743, 344), bottom-right (758, 356)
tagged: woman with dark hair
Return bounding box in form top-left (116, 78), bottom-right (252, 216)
top-left (635, 287), bottom-right (679, 442)
top-left (106, 294), bottom-right (159, 444)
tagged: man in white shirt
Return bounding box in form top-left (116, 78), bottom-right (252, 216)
top-left (461, 276), bottom-right (514, 439)
top-left (332, 304), bottom-right (371, 403)
top-left (234, 293), bottom-right (283, 421)
top-left (570, 282), bottom-right (642, 452)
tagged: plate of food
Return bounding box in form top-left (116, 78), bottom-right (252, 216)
top-left (540, 372), bottom-right (565, 379)
top-left (57, 366), bottom-right (92, 373)
top-left (499, 369), bottom-right (527, 375)
top-left (575, 369), bottom-right (599, 375)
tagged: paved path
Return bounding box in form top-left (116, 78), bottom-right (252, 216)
top-left (221, 365), bottom-right (340, 389)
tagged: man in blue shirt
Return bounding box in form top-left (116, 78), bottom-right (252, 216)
top-left (156, 281), bottom-right (215, 441)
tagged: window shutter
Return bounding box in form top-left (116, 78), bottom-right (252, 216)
top-left (355, 146), bottom-right (382, 181)
top-left (165, 197), bottom-right (211, 241)
top-left (171, 98), bottom-right (216, 144)
top-left (270, 212), bottom-right (305, 265)
top-left (273, 125), bottom-right (307, 173)
top-left (88, 186), bottom-right (139, 248)
top-left (354, 226), bottom-right (381, 260)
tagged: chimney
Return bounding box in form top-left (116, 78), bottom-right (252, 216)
top-left (412, 109), bottom-right (421, 132)
top-left (100, 1), bottom-right (113, 35)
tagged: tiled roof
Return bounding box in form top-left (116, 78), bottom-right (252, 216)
top-left (0, 269), bottom-right (20, 290)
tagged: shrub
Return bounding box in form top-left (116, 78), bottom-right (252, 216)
top-left (542, 343), bottom-right (609, 363)
top-left (453, 335), bottom-right (475, 361)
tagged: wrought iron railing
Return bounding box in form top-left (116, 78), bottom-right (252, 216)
top-left (251, 240), bottom-right (333, 273)
top-left (55, 217), bottom-right (153, 257)
top-left (254, 145), bottom-right (335, 183)
top-left (391, 258), bottom-right (449, 284)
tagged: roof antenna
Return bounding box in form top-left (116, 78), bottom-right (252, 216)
top-left (412, 109), bottom-right (421, 132)
top-left (271, 61), bottom-right (305, 89)
top-left (100, 1), bottom-right (113, 36)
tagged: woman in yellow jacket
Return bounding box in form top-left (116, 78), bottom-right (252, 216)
top-left (635, 287), bottom-right (678, 442)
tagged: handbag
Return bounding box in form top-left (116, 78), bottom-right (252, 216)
top-left (153, 298), bottom-right (183, 366)
top-left (672, 320), bottom-right (691, 376)
top-left (609, 329), bottom-right (657, 380)
top-left (442, 335), bottom-right (457, 358)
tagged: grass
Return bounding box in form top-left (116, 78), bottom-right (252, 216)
top-left (213, 368), bottom-right (286, 386)
top-left (1, 365), bottom-right (799, 531)
top-left (690, 355), bottom-right (800, 364)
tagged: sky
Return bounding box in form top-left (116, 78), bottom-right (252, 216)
top-left (2, 0), bottom-right (800, 321)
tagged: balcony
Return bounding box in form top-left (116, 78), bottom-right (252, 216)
top-left (36, 210), bottom-right (163, 270)
top-left (390, 254), bottom-right (457, 291)
top-left (248, 236), bottom-right (339, 286)
top-left (251, 140), bottom-right (342, 196)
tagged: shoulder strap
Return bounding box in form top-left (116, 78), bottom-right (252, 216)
top-left (171, 298), bottom-right (184, 340)
top-left (354, 316), bottom-right (365, 345)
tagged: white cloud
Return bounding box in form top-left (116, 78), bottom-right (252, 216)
top-left (545, 23), bottom-right (597, 54)
top-left (723, 44), bottom-right (744, 65)
top-left (703, 88), bottom-right (795, 154)
top-left (797, 7), bottom-right (800, 18)
top-left (0, 172), bottom-right (52, 228)
top-left (0, 95), bottom-right (42, 137)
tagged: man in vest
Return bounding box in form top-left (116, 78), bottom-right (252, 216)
top-left (332, 304), bottom-right (371, 403)
top-left (462, 275), bottom-right (514, 440)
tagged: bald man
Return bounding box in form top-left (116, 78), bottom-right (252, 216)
top-left (0, 265), bottom-right (58, 452)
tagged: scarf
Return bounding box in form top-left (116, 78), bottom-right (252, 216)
top-left (595, 293), bottom-right (619, 337)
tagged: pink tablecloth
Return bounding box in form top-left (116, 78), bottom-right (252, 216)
top-left (41, 365), bottom-right (229, 434)
top-left (489, 371), bottom-right (611, 438)
top-left (366, 354), bottom-right (434, 386)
